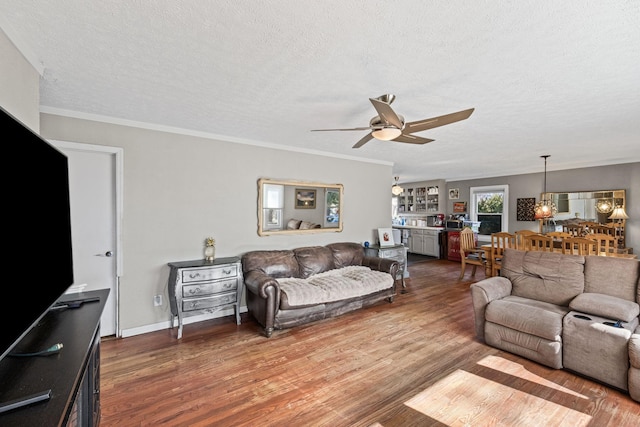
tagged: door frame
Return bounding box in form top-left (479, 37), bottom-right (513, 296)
top-left (50, 140), bottom-right (124, 337)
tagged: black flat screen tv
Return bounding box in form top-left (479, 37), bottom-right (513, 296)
top-left (0, 106), bottom-right (74, 363)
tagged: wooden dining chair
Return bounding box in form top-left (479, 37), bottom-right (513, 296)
top-left (561, 237), bottom-right (597, 255)
top-left (589, 225), bottom-right (615, 236)
top-left (490, 232), bottom-right (516, 277)
top-left (546, 231), bottom-right (572, 250)
top-left (578, 221), bottom-right (600, 229)
top-left (563, 224), bottom-right (585, 237)
top-left (514, 229), bottom-right (537, 250)
top-left (459, 227), bottom-right (485, 280)
top-left (523, 234), bottom-right (554, 251)
top-left (590, 234), bottom-right (617, 255)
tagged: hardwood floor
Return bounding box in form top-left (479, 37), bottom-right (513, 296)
top-left (100, 258), bottom-right (640, 426)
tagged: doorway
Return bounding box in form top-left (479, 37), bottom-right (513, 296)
top-left (51, 140), bottom-right (123, 337)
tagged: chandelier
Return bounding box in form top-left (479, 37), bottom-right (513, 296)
top-left (533, 155), bottom-right (557, 219)
top-left (595, 198), bottom-right (614, 214)
top-left (391, 176), bottom-right (403, 196)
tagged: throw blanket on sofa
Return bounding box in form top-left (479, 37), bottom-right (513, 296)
top-left (278, 266), bottom-right (394, 307)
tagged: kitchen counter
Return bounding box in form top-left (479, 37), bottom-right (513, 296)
top-left (392, 225), bottom-right (445, 230)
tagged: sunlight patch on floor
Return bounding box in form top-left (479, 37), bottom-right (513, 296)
top-left (475, 355), bottom-right (588, 398)
top-left (404, 356), bottom-right (593, 426)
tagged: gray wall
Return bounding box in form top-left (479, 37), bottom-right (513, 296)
top-left (40, 114), bottom-right (394, 334)
top-left (442, 164), bottom-right (639, 250)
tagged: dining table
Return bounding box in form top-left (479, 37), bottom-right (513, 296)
top-left (480, 244), bottom-right (637, 278)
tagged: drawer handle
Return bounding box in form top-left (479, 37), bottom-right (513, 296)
top-left (188, 272), bottom-right (201, 279)
top-left (188, 287), bottom-right (200, 294)
top-left (222, 268), bottom-right (233, 275)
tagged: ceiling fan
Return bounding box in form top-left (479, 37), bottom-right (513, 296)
top-left (311, 94), bottom-right (474, 148)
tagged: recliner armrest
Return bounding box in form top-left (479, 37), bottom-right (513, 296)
top-left (470, 277), bottom-right (513, 340)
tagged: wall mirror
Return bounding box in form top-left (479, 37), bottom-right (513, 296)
top-left (543, 189), bottom-right (627, 242)
top-left (258, 178), bottom-right (343, 236)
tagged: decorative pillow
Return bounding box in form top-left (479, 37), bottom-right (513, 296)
top-left (299, 221), bottom-right (318, 229)
top-left (287, 219), bottom-right (302, 229)
top-left (570, 292), bottom-right (640, 322)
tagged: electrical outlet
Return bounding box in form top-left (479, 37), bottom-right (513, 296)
top-left (153, 295), bottom-right (162, 306)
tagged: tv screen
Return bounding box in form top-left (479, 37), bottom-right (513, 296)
top-left (0, 106), bottom-right (74, 363)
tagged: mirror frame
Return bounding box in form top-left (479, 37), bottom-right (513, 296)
top-left (257, 178), bottom-right (344, 236)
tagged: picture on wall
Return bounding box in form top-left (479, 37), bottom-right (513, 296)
top-left (449, 188), bottom-right (460, 200)
top-left (517, 197), bottom-right (536, 221)
top-left (295, 189), bottom-right (316, 209)
top-left (453, 202), bottom-right (467, 213)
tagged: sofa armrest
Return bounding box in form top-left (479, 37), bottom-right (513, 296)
top-left (244, 270), bottom-right (281, 300)
top-left (362, 256), bottom-right (399, 277)
top-left (469, 277), bottom-right (513, 340)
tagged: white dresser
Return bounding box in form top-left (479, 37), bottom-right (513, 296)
top-left (167, 257), bottom-right (243, 339)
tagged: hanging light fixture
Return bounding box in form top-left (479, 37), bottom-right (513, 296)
top-left (391, 176), bottom-right (403, 196)
top-left (596, 198), bottom-right (614, 214)
top-left (533, 155), bottom-right (557, 220)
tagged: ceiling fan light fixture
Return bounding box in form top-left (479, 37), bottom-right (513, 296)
top-left (372, 127), bottom-right (402, 141)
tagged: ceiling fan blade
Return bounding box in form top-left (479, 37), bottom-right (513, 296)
top-left (352, 132), bottom-right (373, 148)
top-left (393, 134), bottom-right (435, 145)
top-left (311, 126), bottom-right (372, 132)
top-left (404, 108), bottom-right (475, 134)
top-left (369, 97), bottom-right (404, 129)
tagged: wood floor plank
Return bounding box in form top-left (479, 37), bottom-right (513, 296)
top-left (100, 258), bottom-right (640, 426)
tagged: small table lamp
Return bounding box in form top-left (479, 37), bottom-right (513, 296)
top-left (609, 206), bottom-right (629, 248)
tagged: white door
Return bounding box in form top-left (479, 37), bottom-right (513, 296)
top-left (51, 141), bottom-right (122, 337)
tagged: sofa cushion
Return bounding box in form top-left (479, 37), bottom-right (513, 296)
top-left (327, 242), bottom-right (364, 268)
top-left (485, 295), bottom-right (569, 341)
top-left (299, 220), bottom-right (321, 229)
top-left (584, 256), bottom-right (639, 301)
top-left (241, 249), bottom-right (299, 278)
top-left (501, 249), bottom-right (585, 306)
top-left (570, 292), bottom-right (640, 322)
top-left (294, 246), bottom-right (335, 278)
top-left (277, 266), bottom-right (394, 308)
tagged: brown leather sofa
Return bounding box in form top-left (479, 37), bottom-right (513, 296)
top-left (241, 242), bottom-right (399, 337)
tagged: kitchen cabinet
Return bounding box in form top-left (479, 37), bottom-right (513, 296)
top-left (396, 180), bottom-right (445, 214)
top-left (409, 228), bottom-right (440, 257)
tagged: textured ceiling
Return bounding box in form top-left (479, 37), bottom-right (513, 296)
top-left (1, 1), bottom-right (639, 184)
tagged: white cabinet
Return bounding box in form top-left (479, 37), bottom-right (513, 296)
top-left (409, 229), bottom-right (440, 257)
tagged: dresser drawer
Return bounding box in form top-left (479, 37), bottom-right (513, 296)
top-left (378, 248), bottom-right (404, 260)
top-left (181, 264), bottom-right (238, 283)
top-left (182, 278), bottom-right (238, 298)
top-left (182, 292), bottom-right (237, 312)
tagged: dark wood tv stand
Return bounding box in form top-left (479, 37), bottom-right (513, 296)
top-left (0, 289), bottom-right (108, 426)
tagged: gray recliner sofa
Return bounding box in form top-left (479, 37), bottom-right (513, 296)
top-left (470, 249), bottom-right (640, 401)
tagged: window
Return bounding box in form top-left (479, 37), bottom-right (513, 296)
top-left (470, 185), bottom-right (509, 242)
